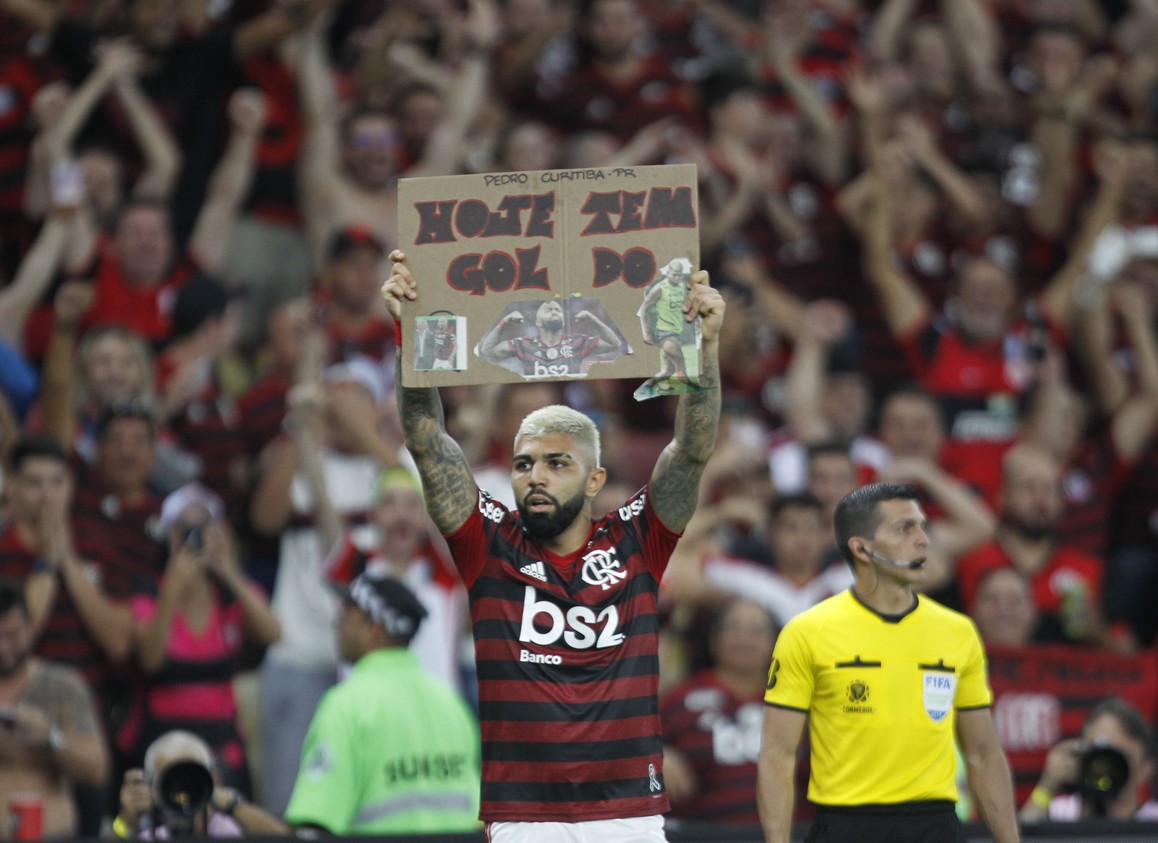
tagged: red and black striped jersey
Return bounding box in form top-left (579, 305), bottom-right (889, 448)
top-left (660, 670), bottom-right (762, 824)
top-left (0, 525), bottom-right (127, 699)
top-left (1056, 428), bottom-right (1129, 561)
top-left (70, 460), bottom-right (167, 597)
top-left (1112, 439), bottom-right (1158, 548)
top-left (236, 371), bottom-right (290, 460)
top-left (444, 486), bottom-right (679, 822)
top-left (167, 396), bottom-right (246, 514)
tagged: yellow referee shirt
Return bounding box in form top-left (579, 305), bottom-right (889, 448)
top-left (764, 589), bottom-right (992, 807)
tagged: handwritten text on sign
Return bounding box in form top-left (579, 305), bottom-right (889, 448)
top-left (411, 181), bottom-right (697, 294)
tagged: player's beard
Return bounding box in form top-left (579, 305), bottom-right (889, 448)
top-left (522, 489), bottom-right (586, 540)
top-left (542, 316), bottom-right (564, 331)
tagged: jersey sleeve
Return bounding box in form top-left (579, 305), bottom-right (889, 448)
top-left (576, 334), bottom-right (601, 357)
top-left (443, 490), bottom-right (509, 587)
top-left (954, 620), bottom-right (993, 711)
top-left (284, 691), bottom-right (361, 833)
top-left (641, 487), bottom-right (682, 579)
top-left (763, 617), bottom-right (814, 711)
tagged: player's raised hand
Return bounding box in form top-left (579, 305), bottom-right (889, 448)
top-left (382, 249), bottom-right (417, 321)
top-left (683, 270), bottom-right (725, 342)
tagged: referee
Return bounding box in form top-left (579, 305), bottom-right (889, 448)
top-left (757, 483), bottom-right (1020, 842)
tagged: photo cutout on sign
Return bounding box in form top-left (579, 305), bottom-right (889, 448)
top-left (415, 315), bottom-right (468, 371)
top-left (634, 257), bottom-right (703, 400)
top-left (475, 297), bottom-right (629, 380)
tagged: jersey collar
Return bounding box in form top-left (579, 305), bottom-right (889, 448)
top-left (849, 588), bottom-right (919, 624)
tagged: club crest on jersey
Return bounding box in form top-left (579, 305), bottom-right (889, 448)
top-left (922, 672), bottom-right (956, 722)
top-left (580, 548), bottom-right (626, 590)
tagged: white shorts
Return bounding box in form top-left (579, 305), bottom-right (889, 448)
top-left (486, 815), bottom-right (666, 843)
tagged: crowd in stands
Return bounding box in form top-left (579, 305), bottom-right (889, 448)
top-left (0, 0), bottom-right (1157, 835)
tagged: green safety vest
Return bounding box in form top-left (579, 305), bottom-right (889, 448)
top-left (285, 649), bottom-right (481, 834)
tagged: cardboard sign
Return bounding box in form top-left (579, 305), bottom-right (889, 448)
top-left (398, 164), bottom-right (701, 397)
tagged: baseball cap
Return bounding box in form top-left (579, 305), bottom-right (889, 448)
top-left (159, 482), bottom-right (224, 532)
top-left (342, 572), bottom-right (428, 642)
top-left (327, 226), bottom-right (384, 263)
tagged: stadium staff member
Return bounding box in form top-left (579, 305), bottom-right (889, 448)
top-left (758, 483), bottom-right (1020, 843)
top-left (284, 572), bottom-right (481, 834)
top-left (382, 250), bottom-right (724, 842)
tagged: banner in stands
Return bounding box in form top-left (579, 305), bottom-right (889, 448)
top-left (986, 643), bottom-right (1158, 805)
top-left (397, 164), bottom-right (701, 398)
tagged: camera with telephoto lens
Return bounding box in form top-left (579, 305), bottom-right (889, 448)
top-left (1077, 742), bottom-right (1130, 815)
top-left (154, 760), bottom-right (215, 835)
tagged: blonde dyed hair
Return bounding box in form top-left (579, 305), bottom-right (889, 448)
top-left (515, 405), bottom-right (601, 467)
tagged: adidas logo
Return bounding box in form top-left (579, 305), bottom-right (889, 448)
top-left (519, 561), bottom-right (548, 582)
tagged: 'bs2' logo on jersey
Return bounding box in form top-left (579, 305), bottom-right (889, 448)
top-left (518, 587), bottom-right (625, 650)
top-left (580, 548), bottom-right (627, 591)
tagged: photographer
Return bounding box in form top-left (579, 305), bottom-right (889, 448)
top-left (113, 730), bottom-right (288, 838)
top-left (1020, 697), bottom-right (1158, 821)
top-left (117, 484), bottom-right (280, 793)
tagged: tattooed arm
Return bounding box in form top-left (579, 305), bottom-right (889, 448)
top-left (383, 251), bottom-right (479, 534)
top-left (649, 270), bottom-right (725, 533)
top-left (479, 312), bottom-right (522, 360)
top-left (574, 310), bottom-right (621, 354)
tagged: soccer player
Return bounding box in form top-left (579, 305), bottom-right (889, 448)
top-left (758, 483), bottom-right (1020, 843)
top-left (639, 258), bottom-right (695, 383)
top-left (479, 299), bottom-right (622, 378)
top-left (381, 249), bottom-right (724, 842)
top-left (432, 318), bottom-right (458, 370)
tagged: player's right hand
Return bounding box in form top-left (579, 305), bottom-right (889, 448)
top-left (381, 249), bottom-right (417, 321)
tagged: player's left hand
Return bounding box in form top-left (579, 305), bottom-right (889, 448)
top-left (684, 270), bottom-right (725, 342)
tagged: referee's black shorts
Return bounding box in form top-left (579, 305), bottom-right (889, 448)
top-left (805, 800), bottom-right (964, 843)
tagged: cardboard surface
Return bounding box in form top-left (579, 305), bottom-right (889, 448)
top-left (398, 164), bottom-right (701, 395)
